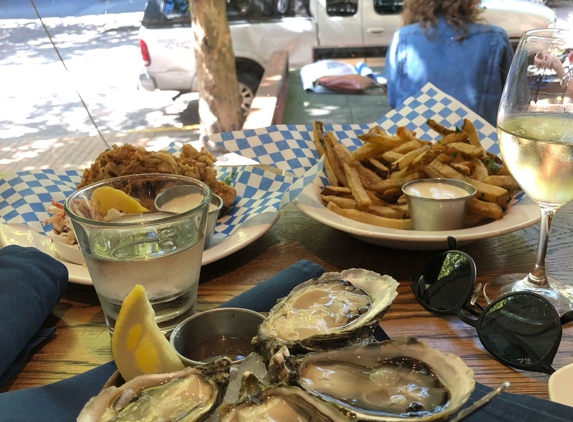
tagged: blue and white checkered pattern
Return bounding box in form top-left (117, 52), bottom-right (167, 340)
top-left (0, 83), bottom-right (507, 240)
top-left (0, 164), bottom-right (294, 239)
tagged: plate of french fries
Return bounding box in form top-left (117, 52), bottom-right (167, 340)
top-left (293, 119), bottom-right (539, 250)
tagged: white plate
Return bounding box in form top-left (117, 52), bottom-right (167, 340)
top-left (293, 183), bottom-right (540, 250)
top-left (0, 211), bottom-right (279, 285)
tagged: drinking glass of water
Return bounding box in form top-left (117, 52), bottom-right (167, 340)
top-left (483, 28), bottom-right (573, 314)
top-left (65, 173), bottom-right (211, 333)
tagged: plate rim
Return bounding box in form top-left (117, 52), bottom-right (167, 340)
top-left (0, 211), bottom-right (279, 285)
top-left (293, 183), bottom-right (540, 248)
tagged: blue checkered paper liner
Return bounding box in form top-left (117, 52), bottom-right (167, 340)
top-left (0, 163), bottom-right (293, 239)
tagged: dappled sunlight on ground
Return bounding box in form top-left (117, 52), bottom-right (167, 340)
top-left (0, 13), bottom-right (193, 144)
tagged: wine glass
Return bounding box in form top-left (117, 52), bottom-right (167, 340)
top-left (483, 28), bottom-right (573, 315)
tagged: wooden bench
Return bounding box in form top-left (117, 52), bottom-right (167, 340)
top-left (242, 51), bottom-right (289, 129)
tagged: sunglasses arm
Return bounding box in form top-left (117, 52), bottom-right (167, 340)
top-left (561, 310), bottom-right (573, 326)
top-left (455, 308), bottom-right (479, 328)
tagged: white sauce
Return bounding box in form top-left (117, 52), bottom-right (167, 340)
top-left (161, 193), bottom-right (216, 213)
top-left (404, 182), bottom-right (469, 199)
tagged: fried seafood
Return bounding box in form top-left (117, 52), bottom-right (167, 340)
top-left (78, 144), bottom-right (236, 208)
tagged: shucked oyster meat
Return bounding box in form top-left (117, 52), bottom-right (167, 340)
top-left (219, 372), bottom-right (349, 422)
top-left (253, 269), bottom-right (398, 360)
top-left (268, 337), bottom-right (475, 421)
top-left (77, 358), bottom-right (231, 422)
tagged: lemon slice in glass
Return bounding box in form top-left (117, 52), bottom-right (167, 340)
top-left (111, 284), bottom-right (184, 382)
top-left (90, 186), bottom-right (149, 216)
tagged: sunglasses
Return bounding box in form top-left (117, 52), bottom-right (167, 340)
top-left (412, 237), bottom-right (573, 375)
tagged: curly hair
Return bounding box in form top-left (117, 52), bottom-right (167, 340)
top-left (401, 0), bottom-right (484, 36)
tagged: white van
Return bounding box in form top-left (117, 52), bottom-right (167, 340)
top-left (138, 0), bottom-right (556, 111)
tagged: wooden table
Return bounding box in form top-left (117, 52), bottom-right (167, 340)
top-left (2, 203), bottom-right (573, 400)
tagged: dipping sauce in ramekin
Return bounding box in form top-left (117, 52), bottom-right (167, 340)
top-left (402, 178), bottom-right (476, 231)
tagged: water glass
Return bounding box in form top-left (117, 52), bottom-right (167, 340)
top-left (65, 173), bottom-right (211, 334)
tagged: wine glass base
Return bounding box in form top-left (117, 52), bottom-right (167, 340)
top-left (483, 274), bottom-right (573, 315)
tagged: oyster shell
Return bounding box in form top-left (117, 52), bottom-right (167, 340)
top-left (267, 337), bottom-right (475, 421)
top-left (219, 372), bottom-right (349, 422)
top-left (78, 358), bottom-right (231, 422)
top-left (253, 269), bottom-right (398, 361)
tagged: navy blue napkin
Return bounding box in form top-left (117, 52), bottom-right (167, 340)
top-left (1, 259), bottom-right (572, 421)
top-left (0, 245), bottom-right (68, 386)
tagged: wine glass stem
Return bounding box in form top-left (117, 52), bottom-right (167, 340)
top-left (527, 205), bottom-right (556, 287)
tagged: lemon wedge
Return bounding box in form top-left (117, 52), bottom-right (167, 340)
top-left (111, 284), bottom-right (184, 382)
top-left (90, 186), bottom-right (149, 216)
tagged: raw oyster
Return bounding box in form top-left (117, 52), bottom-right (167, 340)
top-left (253, 269), bottom-right (398, 360)
top-left (77, 358), bottom-right (231, 422)
top-left (268, 337), bottom-right (475, 421)
top-left (219, 372), bottom-right (349, 422)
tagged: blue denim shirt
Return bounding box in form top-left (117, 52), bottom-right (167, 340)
top-left (384, 18), bottom-right (513, 125)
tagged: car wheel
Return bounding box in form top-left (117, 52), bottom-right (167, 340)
top-left (237, 72), bottom-right (260, 116)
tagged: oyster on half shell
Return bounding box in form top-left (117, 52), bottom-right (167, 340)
top-left (252, 269), bottom-right (398, 361)
top-left (219, 372), bottom-right (350, 422)
top-left (77, 358), bottom-right (231, 422)
top-left (267, 337), bottom-right (475, 421)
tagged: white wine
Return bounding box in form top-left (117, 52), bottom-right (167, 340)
top-left (498, 113), bottom-right (573, 207)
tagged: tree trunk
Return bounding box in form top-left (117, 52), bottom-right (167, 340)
top-left (189, 0), bottom-right (244, 136)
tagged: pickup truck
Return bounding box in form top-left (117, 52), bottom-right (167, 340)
top-left (138, 0), bottom-right (556, 113)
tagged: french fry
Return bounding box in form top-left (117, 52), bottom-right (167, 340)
top-left (391, 139), bottom-right (425, 154)
top-left (327, 202), bottom-right (413, 229)
top-left (437, 132), bottom-right (469, 146)
top-left (471, 157), bottom-right (489, 181)
top-left (462, 118), bottom-right (482, 148)
top-left (358, 133), bottom-right (405, 148)
top-left (323, 132), bottom-right (348, 187)
top-left (467, 198), bottom-right (504, 220)
top-left (364, 158), bottom-right (390, 178)
top-left (445, 142), bottom-right (484, 157)
top-left (396, 126), bottom-right (420, 143)
top-left (323, 157), bottom-right (340, 187)
top-left (379, 188), bottom-right (404, 203)
top-left (321, 195), bottom-right (357, 209)
top-left (390, 145), bottom-right (431, 172)
top-left (321, 186), bottom-right (352, 197)
top-left (421, 165), bottom-right (444, 179)
top-left (465, 178), bottom-right (509, 208)
top-left (449, 162), bottom-right (471, 176)
top-left (484, 175), bottom-right (520, 191)
top-left (368, 204), bottom-right (405, 219)
top-left (428, 160), bottom-right (465, 181)
top-left (426, 119), bottom-right (455, 136)
top-left (353, 162), bottom-right (387, 191)
top-left (312, 121), bottom-right (326, 157)
top-left (368, 125), bottom-right (387, 136)
top-left (351, 143), bottom-right (387, 162)
top-left (370, 172), bottom-right (425, 193)
top-left (344, 163), bottom-right (372, 208)
top-left (382, 150), bottom-right (404, 163)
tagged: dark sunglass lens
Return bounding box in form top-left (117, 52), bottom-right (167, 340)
top-left (413, 252), bottom-right (475, 313)
top-left (479, 294), bottom-right (559, 368)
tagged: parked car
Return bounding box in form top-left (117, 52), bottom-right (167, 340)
top-left (138, 0), bottom-right (556, 113)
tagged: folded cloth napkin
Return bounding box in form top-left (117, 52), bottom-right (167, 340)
top-left (0, 245), bottom-right (68, 386)
top-left (1, 259), bottom-right (572, 421)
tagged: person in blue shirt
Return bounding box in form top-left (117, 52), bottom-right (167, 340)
top-left (384, 0), bottom-right (514, 126)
